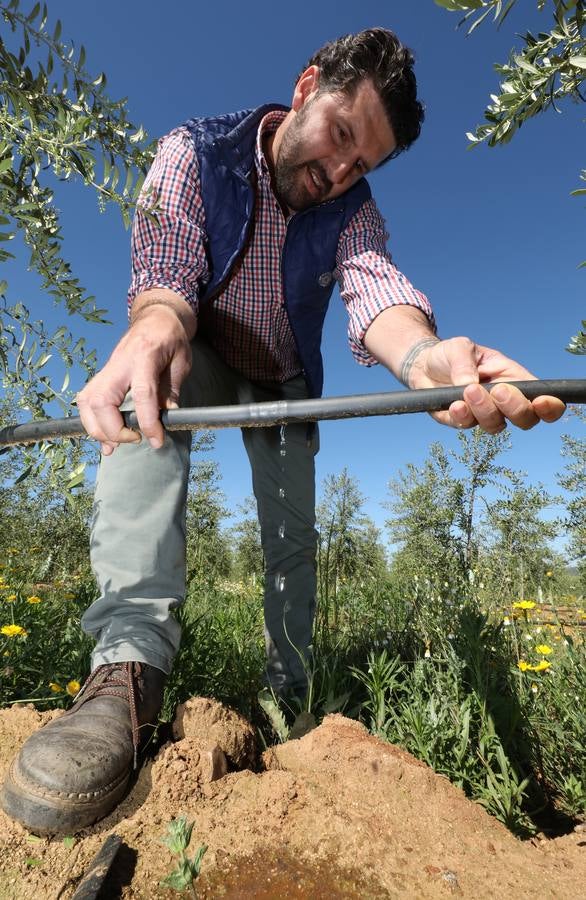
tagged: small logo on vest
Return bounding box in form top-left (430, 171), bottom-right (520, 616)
top-left (318, 271), bottom-right (333, 288)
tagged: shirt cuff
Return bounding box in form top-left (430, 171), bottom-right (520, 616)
top-left (349, 295), bottom-right (436, 367)
top-left (127, 275), bottom-right (199, 317)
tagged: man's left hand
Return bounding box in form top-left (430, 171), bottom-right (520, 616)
top-left (410, 337), bottom-right (566, 433)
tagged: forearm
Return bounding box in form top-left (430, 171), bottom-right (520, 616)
top-left (363, 306), bottom-right (439, 387)
top-left (130, 288), bottom-right (198, 341)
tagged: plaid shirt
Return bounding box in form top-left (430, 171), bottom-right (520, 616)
top-left (129, 110), bottom-right (435, 383)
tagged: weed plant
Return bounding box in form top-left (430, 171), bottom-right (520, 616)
top-left (350, 582), bottom-right (586, 833)
top-left (160, 815), bottom-right (207, 896)
top-left (161, 576), bottom-right (266, 721)
top-left (0, 548), bottom-right (94, 707)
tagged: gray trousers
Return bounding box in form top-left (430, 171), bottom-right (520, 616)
top-left (81, 337), bottom-right (319, 696)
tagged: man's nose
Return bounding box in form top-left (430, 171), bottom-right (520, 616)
top-left (327, 156), bottom-right (355, 185)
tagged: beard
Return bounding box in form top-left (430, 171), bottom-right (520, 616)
top-left (273, 105), bottom-right (333, 211)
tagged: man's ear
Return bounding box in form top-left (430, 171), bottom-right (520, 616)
top-left (291, 65), bottom-right (320, 111)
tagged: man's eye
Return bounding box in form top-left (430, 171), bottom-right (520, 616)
top-left (337, 127), bottom-right (347, 142)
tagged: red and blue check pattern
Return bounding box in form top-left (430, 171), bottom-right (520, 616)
top-left (128, 110), bottom-right (435, 383)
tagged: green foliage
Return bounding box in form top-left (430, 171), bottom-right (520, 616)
top-left (160, 816), bottom-right (207, 895)
top-left (0, 567), bottom-right (95, 707)
top-left (387, 428), bottom-right (560, 605)
top-left (185, 436), bottom-right (232, 586)
top-left (0, 421), bottom-right (97, 708)
top-left (485, 478), bottom-right (560, 600)
top-left (520, 637), bottom-right (586, 818)
top-left (229, 496), bottom-right (264, 581)
top-left (434, 0), bottom-right (585, 352)
top-left (161, 579), bottom-right (266, 721)
top-left (351, 598), bottom-right (565, 835)
top-left (386, 430), bottom-right (522, 595)
top-left (316, 467), bottom-right (388, 643)
top-left (566, 318), bottom-right (586, 354)
top-left (557, 408), bottom-right (586, 589)
top-left (350, 649), bottom-right (405, 736)
top-left (257, 687), bottom-right (291, 742)
top-left (0, 0), bottom-right (155, 480)
top-left (438, 0), bottom-right (585, 142)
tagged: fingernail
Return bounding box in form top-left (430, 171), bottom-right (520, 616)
top-left (466, 385), bottom-right (483, 403)
top-left (121, 428), bottom-right (141, 444)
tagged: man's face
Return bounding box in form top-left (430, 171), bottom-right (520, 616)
top-left (273, 74), bottom-right (397, 212)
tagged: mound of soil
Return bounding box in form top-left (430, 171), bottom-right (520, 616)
top-left (0, 701), bottom-right (584, 898)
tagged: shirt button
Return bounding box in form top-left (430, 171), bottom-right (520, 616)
top-left (318, 271), bottom-right (333, 288)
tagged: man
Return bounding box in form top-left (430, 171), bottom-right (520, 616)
top-left (1, 28), bottom-right (564, 835)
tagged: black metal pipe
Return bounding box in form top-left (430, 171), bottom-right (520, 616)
top-left (1, 379), bottom-right (585, 447)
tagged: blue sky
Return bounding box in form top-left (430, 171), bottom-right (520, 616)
top-left (5, 1), bottom-right (584, 545)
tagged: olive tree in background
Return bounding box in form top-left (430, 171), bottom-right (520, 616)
top-left (557, 408), bottom-right (586, 590)
top-left (0, 0), bottom-right (153, 484)
top-left (385, 429), bottom-right (563, 602)
top-left (317, 468), bottom-right (387, 601)
top-left (185, 434), bottom-right (232, 586)
top-left (231, 497), bottom-right (264, 582)
top-left (434, 0), bottom-right (585, 354)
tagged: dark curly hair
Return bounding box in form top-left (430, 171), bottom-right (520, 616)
top-left (300, 28), bottom-right (424, 162)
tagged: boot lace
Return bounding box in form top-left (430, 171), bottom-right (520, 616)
top-left (68, 662), bottom-right (142, 768)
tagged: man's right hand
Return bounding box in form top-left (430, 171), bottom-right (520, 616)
top-left (77, 290), bottom-right (196, 455)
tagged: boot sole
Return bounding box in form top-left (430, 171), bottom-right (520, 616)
top-left (0, 756), bottom-right (131, 835)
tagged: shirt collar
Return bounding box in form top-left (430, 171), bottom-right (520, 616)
top-left (255, 109), bottom-right (288, 177)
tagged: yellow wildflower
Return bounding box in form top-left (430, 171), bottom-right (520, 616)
top-left (545, 571), bottom-right (553, 577)
top-left (5, 594), bottom-right (17, 602)
top-left (532, 660), bottom-right (551, 672)
top-left (66, 680), bottom-right (81, 697)
top-left (49, 682), bottom-right (63, 693)
top-left (531, 683), bottom-right (539, 694)
top-left (26, 595), bottom-right (42, 604)
top-left (513, 600), bottom-right (536, 610)
top-left (503, 616), bottom-right (511, 626)
top-left (535, 644), bottom-right (553, 655)
top-left (1, 624), bottom-right (27, 637)
top-left (517, 660), bottom-right (531, 672)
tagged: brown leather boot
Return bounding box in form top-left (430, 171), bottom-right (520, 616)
top-left (0, 661), bottom-right (165, 835)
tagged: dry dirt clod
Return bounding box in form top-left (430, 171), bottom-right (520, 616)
top-left (206, 745), bottom-right (228, 782)
top-left (172, 697), bottom-right (257, 769)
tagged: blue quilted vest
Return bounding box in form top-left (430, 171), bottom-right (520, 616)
top-left (183, 104), bottom-right (372, 397)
